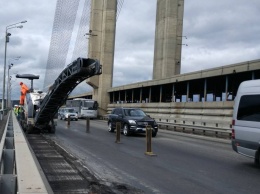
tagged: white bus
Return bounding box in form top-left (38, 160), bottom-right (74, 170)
top-left (66, 98), bottom-right (98, 119)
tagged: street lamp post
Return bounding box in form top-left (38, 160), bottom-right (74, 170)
top-left (1, 20), bottom-right (27, 111)
top-left (7, 57), bottom-right (20, 108)
top-left (7, 64), bottom-right (13, 108)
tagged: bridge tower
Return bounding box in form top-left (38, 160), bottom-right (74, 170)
top-left (87, 0), bottom-right (117, 116)
top-left (153, 0), bottom-right (185, 79)
top-left (86, 0), bottom-right (184, 116)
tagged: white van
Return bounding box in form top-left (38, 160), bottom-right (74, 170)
top-left (232, 79), bottom-right (260, 165)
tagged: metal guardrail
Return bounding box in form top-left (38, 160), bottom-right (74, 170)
top-left (0, 111), bottom-right (53, 193)
top-left (157, 121), bottom-right (232, 138)
top-left (0, 109), bottom-right (9, 120)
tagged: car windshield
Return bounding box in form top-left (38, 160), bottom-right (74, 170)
top-left (65, 109), bottom-right (75, 113)
top-left (124, 109), bottom-right (146, 116)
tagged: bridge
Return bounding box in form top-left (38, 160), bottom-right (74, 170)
top-left (0, 0), bottom-right (260, 193)
top-left (43, 0), bottom-right (260, 135)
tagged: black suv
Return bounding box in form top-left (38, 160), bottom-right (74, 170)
top-left (108, 107), bottom-right (158, 137)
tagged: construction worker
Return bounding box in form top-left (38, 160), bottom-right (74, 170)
top-left (19, 82), bottom-right (29, 105)
top-left (17, 105), bottom-right (24, 121)
top-left (14, 105), bottom-right (19, 116)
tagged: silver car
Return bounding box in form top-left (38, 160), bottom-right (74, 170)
top-left (58, 108), bottom-right (78, 121)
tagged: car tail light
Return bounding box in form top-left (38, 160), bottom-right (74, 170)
top-left (231, 120), bottom-right (235, 139)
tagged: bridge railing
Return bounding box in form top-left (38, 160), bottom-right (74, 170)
top-left (0, 111), bottom-right (53, 193)
top-left (0, 109), bottom-right (9, 120)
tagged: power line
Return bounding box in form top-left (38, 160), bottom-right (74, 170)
top-left (71, 0), bottom-right (91, 61)
top-left (117, 0), bottom-right (124, 20)
top-left (44, 0), bottom-right (80, 90)
top-left (45, 0), bottom-right (123, 90)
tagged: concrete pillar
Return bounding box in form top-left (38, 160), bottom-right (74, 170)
top-left (140, 88), bottom-right (142, 103)
top-left (252, 71), bottom-right (255, 80)
top-left (87, 0), bottom-right (117, 116)
top-left (186, 81), bottom-right (189, 102)
top-left (113, 92), bottom-right (115, 103)
top-left (172, 83), bottom-right (175, 102)
top-left (149, 87), bottom-right (151, 103)
top-left (132, 89), bottom-right (134, 103)
top-left (225, 76), bottom-right (228, 101)
top-left (204, 79), bottom-right (207, 102)
top-left (153, 0), bottom-right (184, 79)
top-left (159, 85), bottom-right (162, 102)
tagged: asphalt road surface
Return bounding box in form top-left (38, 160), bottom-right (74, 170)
top-left (45, 119), bottom-right (260, 194)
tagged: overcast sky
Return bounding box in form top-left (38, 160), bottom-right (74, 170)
top-left (1, 0), bottom-right (260, 100)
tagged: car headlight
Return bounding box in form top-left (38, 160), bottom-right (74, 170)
top-left (128, 120), bottom-right (136, 124)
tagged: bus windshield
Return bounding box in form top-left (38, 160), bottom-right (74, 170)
top-left (66, 98), bottom-right (98, 118)
top-left (83, 100), bottom-right (98, 110)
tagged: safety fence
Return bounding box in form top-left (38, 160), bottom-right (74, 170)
top-left (0, 111), bottom-right (53, 193)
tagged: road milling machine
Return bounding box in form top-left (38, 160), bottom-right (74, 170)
top-left (16, 58), bottom-right (101, 133)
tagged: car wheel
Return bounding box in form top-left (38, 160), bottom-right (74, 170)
top-left (152, 131), bottom-right (157, 137)
top-left (75, 119), bottom-right (78, 121)
top-left (59, 116), bottom-right (62, 120)
top-left (108, 122), bottom-right (114, 132)
top-left (123, 124), bottom-right (130, 136)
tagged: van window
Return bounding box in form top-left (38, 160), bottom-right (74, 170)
top-left (237, 94), bottom-right (260, 122)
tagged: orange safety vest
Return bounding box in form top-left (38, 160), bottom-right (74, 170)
top-left (19, 83), bottom-right (29, 105)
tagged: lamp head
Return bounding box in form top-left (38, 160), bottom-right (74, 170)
top-left (6, 33), bottom-right (11, 42)
top-left (21, 20), bottom-right (27, 23)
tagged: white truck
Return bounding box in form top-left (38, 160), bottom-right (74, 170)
top-left (231, 79), bottom-right (260, 165)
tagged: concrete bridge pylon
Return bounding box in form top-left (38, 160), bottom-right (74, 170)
top-left (87, 0), bottom-right (185, 116)
top-left (87, 0), bottom-right (117, 116)
top-left (153, 0), bottom-right (185, 79)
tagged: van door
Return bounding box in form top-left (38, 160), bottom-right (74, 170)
top-left (234, 94), bottom-right (260, 157)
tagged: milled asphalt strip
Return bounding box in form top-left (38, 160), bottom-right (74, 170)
top-left (13, 112), bottom-right (53, 194)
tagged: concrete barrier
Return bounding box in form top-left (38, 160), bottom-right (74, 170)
top-left (107, 101), bottom-right (233, 138)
